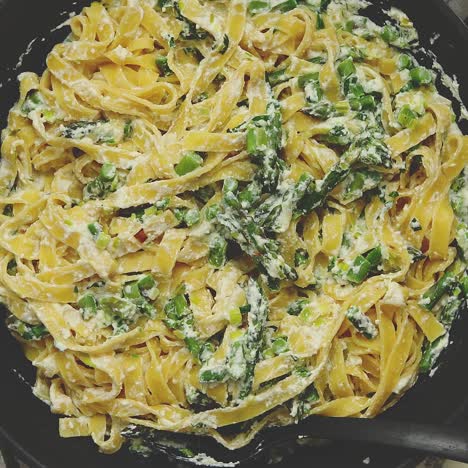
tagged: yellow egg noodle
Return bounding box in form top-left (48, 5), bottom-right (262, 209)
top-left (0, 0), bottom-right (467, 455)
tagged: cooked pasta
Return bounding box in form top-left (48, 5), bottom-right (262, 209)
top-left (1, 0), bottom-right (467, 455)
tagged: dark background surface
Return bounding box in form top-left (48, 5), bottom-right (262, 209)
top-left (0, 1), bottom-right (468, 467)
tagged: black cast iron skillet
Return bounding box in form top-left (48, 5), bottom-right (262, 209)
top-left (0, 1), bottom-right (467, 467)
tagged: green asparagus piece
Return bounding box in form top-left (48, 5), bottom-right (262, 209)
top-left (164, 294), bottom-right (204, 359)
top-left (343, 170), bottom-right (382, 202)
top-left (208, 233), bottom-right (227, 268)
top-left (8, 318), bottom-right (49, 341)
top-left (254, 173), bottom-right (313, 233)
top-left (296, 159), bottom-right (351, 216)
top-left (420, 271), bottom-right (457, 311)
top-left (294, 248), bottom-right (310, 267)
top-left (217, 205), bottom-right (297, 280)
top-left (267, 68), bottom-right (289, 87)
top-left (419, 297), bottom-right (462, 373)
top-left (291, 383), bottom-right (320, 420)
top-left (246, 100), bottom-right (285, 191)
top-left (287, 298), bottom-right (310, 316)
top-left (21, 90), bottom-right (44, 115)
top-left (347, 246), bottom-right (382, 284)
top-left (78, 293), bottom-right (98, 320)
top-left (346, 305), bottom-right (378, 339)
top-left (239, 279), bottom-right (269, 399)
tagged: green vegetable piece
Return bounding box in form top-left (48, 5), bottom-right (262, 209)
top-left (199, 366), bottom-right (228, 383)
top-left (298, 72), bottom-right (320, 90)
top-left (381, 25), bottom-right (399, 44)
top-left (273, 0), bottom-right (297, 12)
top-left (123, 120), bottom-right (134, 140)
top-left (272, 336), bottom-right (289, 355)
top-left (96, 232), bottom-right (111, 250)
top-left (346, 305), bottom-right (378, 339)
top-left (267, 68), bottom-right (289, 87)
top-left (138, 274), bottom-right (156, 291)
top-left (410, 67), bottom-right (432, 87)
top-left (206, 204), bottom-right (220, 221)
top-left (248, 0), bottom-right (269, 14)
top-left (398, 105), bottom-right (417, 128)
top-left (246, 126), bottom-right (268, 156)
top-left (287, 298), bottom-right (309, 316)
top-left (8, 318), bottom-right (49, 341)
top-left (87, 222), bottom-right (101, 237)
top-left (3, 204), bottom-right (13, 217)
top-left (239, 279), bottom-right (269, 399)
top-left (185, 208), bottom-right (200, 227)
top-left (208, 233), bottom-right (227, 268)
top-left (294, 248), bottom-right (310, 267)
top-left (316, 12), bottom-right (324, 30)
top-left (229, 308), bottom-right (243, 326)
top-left (124, 282), bottom-right (142, 300)
top-left (175, 152), bottom-right (203, 176)
top-left (223, 177), bottom-right (239, 194)
top-left (246, 99), bottom-right (284, 191)
top-left (155, 55), bottom-right (173, 76)
top-left (337, 57), bottom-right (356, 78)
top-left (173, 207), bottom-right (188, 223)
top-left (21, 90), bottom-right (43, 115)
top-left (420, 272), bottom-right (457, 311)
top-left (398, 54), bottom-right (413, 70)
top-left (7, 259), bottom-right (17, 276)
top-left (320, 125), bottom-right (352, 146)
top-left (78, 294), bottom-right (98, 320)
top-left (99, 163), bottom-right (116, 182)
top-left (347, 246), bottom-right (382, 284)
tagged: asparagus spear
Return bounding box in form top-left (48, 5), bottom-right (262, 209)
top-left (246, 100), bottom-right (285, 191)
top-left (254, 173), bottom-right (313, 233)
top-left (345, 305), bottom-right (378, 339)
top-left (347, 246), bottom-right (382, 284)
top-left (217, 206), bottom-right (297, 280)
top-left (83, 162), bottom-right (119, 200)
top-left (419, 296), bottom-right (462, 373)
top-left (296, 159), bottom-right (351, 216)
top-left (164, 294), bottom-right (204, 358)
top-left (239, 279), bottom-right (269, 399)
top-left (419, 260), bottom-right (466, 373)
top-left (298, 72), bottom-right (336, 119)
top-left (290, 383), bottom-right (320, 420)
top-left (419, 271), bottom-right (457, 311)
top-left (21, 90), bottom-right (44, 115)
top-left (8, 318), bottom-right (49, 341)
top-left (450, 171), bottom-right (468, 259)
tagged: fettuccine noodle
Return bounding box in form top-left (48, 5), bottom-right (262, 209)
top-left (1, 0), bottom-right (467, 455)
